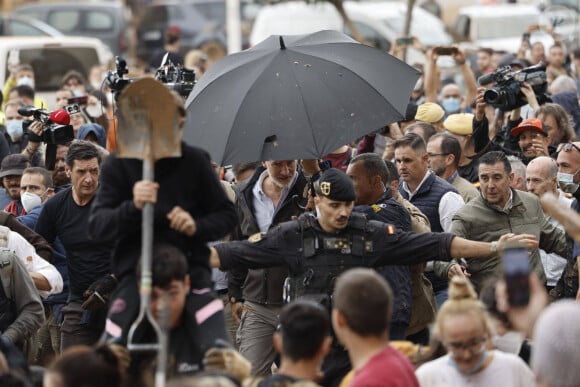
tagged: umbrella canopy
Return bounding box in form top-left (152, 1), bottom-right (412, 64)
top-left (183, 30), bottom-right (420, 165)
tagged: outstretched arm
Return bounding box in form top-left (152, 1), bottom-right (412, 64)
top-left (451, 233), bottom-right (538, 259)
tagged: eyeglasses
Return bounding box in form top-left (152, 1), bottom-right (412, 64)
top-left (445, 337), bottom-right (487, 358)
top-left (427, 153), bottom-right (450, 158)
top-left (557, 143), bottom-right (580, 154)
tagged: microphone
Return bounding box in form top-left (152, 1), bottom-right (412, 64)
top-left (48, 109), bottom-right (70, 125)
top-left (478, 72), bottom-right (496, 86)
top-left (17, 105), bottom-right (47, 117)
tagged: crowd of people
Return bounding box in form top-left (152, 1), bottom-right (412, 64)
top-left (0, 13), bottom-right (580, 387)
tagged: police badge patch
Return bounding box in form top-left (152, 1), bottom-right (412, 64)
top-left (248, 233), bottom-right (263, 243)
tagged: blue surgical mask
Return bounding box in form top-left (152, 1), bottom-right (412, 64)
top-left (557, 171), bottom-right (580, 194)
top-left (5, 119), bottom-right (23, 138)
top-left (442, 97), bottom-right (461, 114)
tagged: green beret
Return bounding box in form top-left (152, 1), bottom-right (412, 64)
top-left (317, 168), bottom-right (355, 202)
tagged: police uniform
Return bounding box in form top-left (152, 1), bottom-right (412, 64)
top-left (354, 194), bottom-right (413, 340)
top-left (214, 169), bottom-right (456, 387)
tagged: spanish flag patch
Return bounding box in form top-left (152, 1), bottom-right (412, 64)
top-left (387, 225), bottom-right (395, 234)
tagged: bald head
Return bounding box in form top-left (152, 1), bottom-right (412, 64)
top-left (526, 156), bottom-right (559, 197)
top-left (440, 84), bottom-right (461, 100)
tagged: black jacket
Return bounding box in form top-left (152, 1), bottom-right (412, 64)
top-left (472, 116), bottom-right (557, 165)
top-left (354, 193), bottom-right (413, 328)
top-left (88, 142), bottom-right (237, 288)
top-left (228, 166), bottom-right (308, 304)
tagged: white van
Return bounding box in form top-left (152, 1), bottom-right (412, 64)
top-left (0, 36), bottom-right (112, 108)
top-left (250, 1), bottom-right (452, 64)
top-left (451, 4), bottom-right (555, 54)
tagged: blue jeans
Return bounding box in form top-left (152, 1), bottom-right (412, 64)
top-left (434, 289), bottom-right (448, 309)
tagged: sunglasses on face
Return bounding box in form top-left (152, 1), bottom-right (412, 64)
top-left (557, 143), bottom-right (580, 153)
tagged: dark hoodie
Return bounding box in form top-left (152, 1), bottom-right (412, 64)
top-left (77, 123), bottom-right (106, 148)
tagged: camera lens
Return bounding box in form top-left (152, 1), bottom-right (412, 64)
top-left (483, 89), bottom-right (501, 104)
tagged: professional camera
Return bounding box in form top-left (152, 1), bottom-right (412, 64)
top-left (19, 106), bottom-right (74, 145)
top-left (478, 63), bottom-right (550, 111)
top-left (106, 54), bottom-right (196, 101)
top-left (155, 55), bottom-right (195, 97)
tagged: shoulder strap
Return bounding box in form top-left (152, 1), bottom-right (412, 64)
top-left (298, 213), bottom-right (318, 258)
top-left (0, 248), bottom-right (14, 300)
top-left (348, 212), bottom-right (367, 230)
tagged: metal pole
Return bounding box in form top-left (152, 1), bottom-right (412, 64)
top-left (226, 0), bottom-right (242, 54)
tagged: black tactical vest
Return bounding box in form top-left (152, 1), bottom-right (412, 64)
top-left (283, 213), bottom-right (374, 309)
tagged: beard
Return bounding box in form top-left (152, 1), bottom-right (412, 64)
top-left (270, 175), bottom-right (291, 189)
top-left (52, 169), bottom-right (70, 187)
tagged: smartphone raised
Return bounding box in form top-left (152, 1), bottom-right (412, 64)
top-left (522, 32), bottom-right (531, 45)
top-left (396, 37), bottom-right (414, 46)
top-left (435, 46), bottom-right (458, 56)
top-left (502, 247), bottom-right (530, 306)
top-left (67, 96), bottom-right (88, 106)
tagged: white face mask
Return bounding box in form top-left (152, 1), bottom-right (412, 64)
top-left (557, 170), bottom-right (580, 194)
top-left (17, 75), bottom-right (34, 89)
top-left (315, 205), bottom-right (321, 218)
top-left (21, 191), bottom-right (42, 213)
top-left (85, 102), bottom-right (102, 118)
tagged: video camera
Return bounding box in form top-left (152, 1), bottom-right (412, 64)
top-left (19, 106), bottom-right (74, 145)
top-left (478, 63), bottom-right (550, 111)
top-left (106, 54), bottom-right (196, 101)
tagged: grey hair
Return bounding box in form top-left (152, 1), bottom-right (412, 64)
top-left (532, 301), bottom-right (580, 387)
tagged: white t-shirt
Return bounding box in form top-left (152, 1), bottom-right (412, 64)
top-left (415, 350), bottom-right (536, 387)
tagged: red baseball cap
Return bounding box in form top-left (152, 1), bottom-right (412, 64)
top-left (511, 118), bottom-right (547, 137)
top-left (166, 26), bottom-right (181, 37)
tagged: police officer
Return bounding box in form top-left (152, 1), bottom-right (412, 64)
top-left (347, 153), bottom-right (414, 341)
top-left (210, 168), bottom-right (537, 387)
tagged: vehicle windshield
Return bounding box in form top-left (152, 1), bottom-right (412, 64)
top-left (7, 47), bottom-right (99, 91)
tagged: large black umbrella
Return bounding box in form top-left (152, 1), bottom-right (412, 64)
top-left (183, 30), bottom-right (420, 165)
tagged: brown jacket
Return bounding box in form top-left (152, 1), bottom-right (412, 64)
top-left (395, 197), bottom-right (437, 336)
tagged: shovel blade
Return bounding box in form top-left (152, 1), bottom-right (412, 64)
top-left (117, 78), bottom-right (182, 161)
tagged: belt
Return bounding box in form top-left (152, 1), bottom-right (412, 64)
top-left (216, 288), bottom-right (228, 295)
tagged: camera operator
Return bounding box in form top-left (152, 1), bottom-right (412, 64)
top-left (2, 99), bottom-right (43, 167)
top-left (473, 84), bottom-right (556, 165)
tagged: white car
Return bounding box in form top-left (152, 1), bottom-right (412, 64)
top-left (452, 4), bottom-right (555, 54)
top-left (250, 1), bottom-right (452, 64)
top-left (0, 36), bottom-right (112, 108)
